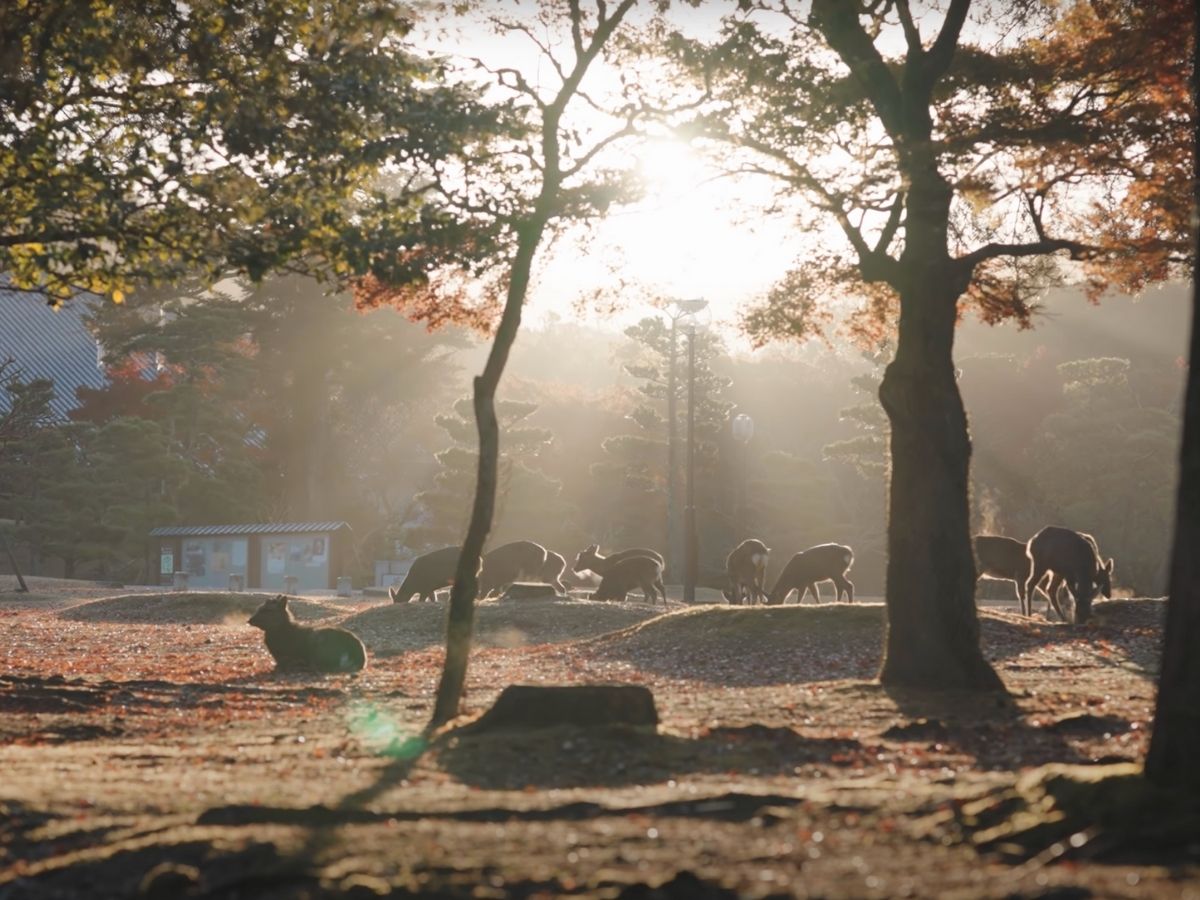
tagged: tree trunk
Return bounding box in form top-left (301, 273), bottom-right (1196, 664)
top-left (878, 278), bottom-right (1005, 691)
top-left (1145, 21), bottom-right (1199, 790)
top-left (428, 218), bottom-right (546, 731)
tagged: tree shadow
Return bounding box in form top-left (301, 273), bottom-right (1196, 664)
top-left (880, 683), bottom-right (1097, 771)
top-left (979, 598), bottom-right (1164, 681)
top-left (433, 722), bottom-right (862, 791)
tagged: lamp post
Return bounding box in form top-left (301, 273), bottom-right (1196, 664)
top-left (677, 299), bottom-right (708, 605)
top-left (731, 412), bottom-right (754, 538)
top-left (666, 298), bottom-right (707, 589)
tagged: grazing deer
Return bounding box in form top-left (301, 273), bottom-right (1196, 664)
top-left (973, 534), bottom-right (1032, 608)
top-left (249, 595), bottom-right (366, 673)
top-left (572, 544), bottom-right (665, 577)
top-left (766, 544), bottom-right (854, 605)
top-left (722, 539), bottom-right (770, 605)
top-left (389, 546), bottom-right (465, 603)
top-left (1025, 526), bottom-right (1113, 623)
top-left (591, 555), bottom-right (668, 605)
top-left (540, 550), bottom-right (568, 594)
top-left (477, 540), bottom-right (550, 598)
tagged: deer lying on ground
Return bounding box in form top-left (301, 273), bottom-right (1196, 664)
top-left (572, 544), bottom-right (665, 578)
top-left (1025, 526), bottom-right (1113, 624)
top-left (766, 544), bottom-right (854, 605)
top-left (973, 534), bottom-right (1032, 608)
top-left (389, 546), bottom-right (464, 603)
top-left (249, 595), bottom-right (366, 673)
top-left (477, 540), bottom-right (550, 598)
top-left (590, 555), bottom-right (667, 605)
top-left (540, 550), bottom-right (568, 594)
top-left (722, 539), bottom-right (770, 605)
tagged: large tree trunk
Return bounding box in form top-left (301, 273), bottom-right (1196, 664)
top-left (877, 276), bottom-right (1005, 692)
top-left (1144, 21), bottom-right (1199, 790)
top-left (428, 219), bottom-right (546, 731)
top-left (1146, 275), bottom-right (1200, 791)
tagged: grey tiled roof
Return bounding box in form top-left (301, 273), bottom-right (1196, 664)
top-left (0, 288), bottom-right (106, 419)
top-left (149, 521), bottom-right (351, 537)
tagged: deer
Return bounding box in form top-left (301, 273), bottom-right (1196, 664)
top-left (1025, 525), bottom-right (1113, 624)
top-left (973, 534), bottom-right (1033, 608)
top-left (572, 544), bottom-right (665, 578)
top-left (389, 546), bottom-right (466, 603)
top-left (477, 540), bottom-right (550, 598)
top-left (722, 539), bottom-right (770, 605)
top-left (539, 550), bottom-right (568, 595)
top-left (766, 544), bottom-right (854, 605)
top-left (249, 595), bottom-right (366, 673)
top-left (590, 555), bottom-right (667, 605)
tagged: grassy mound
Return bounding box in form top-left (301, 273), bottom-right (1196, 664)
top-left (342, 597), bottom-right (662, 656)
top-left (59, 592), bottom-right (337, 625)
top-left (586, 603), bottom-right (886, 686)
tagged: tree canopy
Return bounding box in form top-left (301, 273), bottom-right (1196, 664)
top-left (0, 0), bottom-right (495, 302)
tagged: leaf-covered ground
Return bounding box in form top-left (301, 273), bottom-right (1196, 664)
top-left (0, 577), bottom-right (1193, 899)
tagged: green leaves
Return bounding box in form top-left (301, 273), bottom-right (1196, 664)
top-left (1, 0), bottom-right (494, 303)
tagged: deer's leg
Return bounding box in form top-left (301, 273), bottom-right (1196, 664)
top-left (655, 575), bottom-right (667, 605)
top-left (1046, 574), bottom-right (1070, 621)
top-left (834, 574), bottom-right (853, 603)
top-left (1024, 565), bottom-right (1048, 617)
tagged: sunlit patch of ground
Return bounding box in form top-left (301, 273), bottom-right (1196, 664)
top-left (0, 582), bottom-right (1191, 899)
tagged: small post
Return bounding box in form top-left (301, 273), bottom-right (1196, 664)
top-left (284, 574), bottom-right (300, 595)
top-left (336, 575), bottom-right (353, 597)
top-left (172, 571), bottom-right (189, 592)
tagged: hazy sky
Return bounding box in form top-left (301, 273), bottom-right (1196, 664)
top-left (426, 4), bottom-right (805, 337)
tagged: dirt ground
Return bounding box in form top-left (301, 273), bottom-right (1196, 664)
top-left (0, 576), bottom-right (1196, 899)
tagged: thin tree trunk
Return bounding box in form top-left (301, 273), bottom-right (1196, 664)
top-left (878, 279), bottom-right (1005, 692)
top-left (1144, 16), bottom-right (1199, 791)
top-left (428, 218), bottom-right (547, 730)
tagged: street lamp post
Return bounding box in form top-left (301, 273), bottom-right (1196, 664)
top-left (677, 299), bottom-right (708, 604)
top-left (667, 298), bottom-right (707, 595)
top-left (731, 412), bottom-right (755, 538)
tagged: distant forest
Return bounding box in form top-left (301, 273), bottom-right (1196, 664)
top-left (0, 280), bottom-right (1188, 596)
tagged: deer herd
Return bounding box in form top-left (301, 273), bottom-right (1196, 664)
top-left (386, 524), bottom-right (1114, 625)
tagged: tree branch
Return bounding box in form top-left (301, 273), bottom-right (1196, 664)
top-left (809, 0), bottom-right (906, 137)
top-left (959, 237), bottom-right (1096, 269)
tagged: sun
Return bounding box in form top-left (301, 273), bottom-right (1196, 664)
top-left (533, 137), bottom-right (800, 328)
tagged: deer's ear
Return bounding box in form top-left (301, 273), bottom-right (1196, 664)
top-left (1104, 558), bottom-right (1114, 574)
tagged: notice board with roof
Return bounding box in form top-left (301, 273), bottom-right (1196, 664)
top-left (148, 522), bottom-right (352, 591)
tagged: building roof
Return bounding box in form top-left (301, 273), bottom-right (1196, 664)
top-left (0, 288), bottom-right (107, 419)
top-left (149, 521), bottom-right (351, 537)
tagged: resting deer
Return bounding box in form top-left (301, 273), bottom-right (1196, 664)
top-left (572, 544), bottom-right (664, 577)
top-left (590, 555), bottom-right (667, 605)
top-left (249, 595), bottom-right (366, 673)
top-left (722, 539), bottom-right (770, 605)
top-left (973, 534), bottom-right (1032, 608)
top-left (766, 544), bottom-right (854, 605)
top-left (1025, 526), bottom-right (1113, 624)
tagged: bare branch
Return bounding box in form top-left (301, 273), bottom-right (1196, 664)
top-left (959, 237), bottom-right (1096, 269)
top-left (568, 0), bottom-right (585, 57)
top-left (874, 191), bottom-right (905, 255)
top-left (922, 0), bottom-right (971, 86)
top-left (894, 1), bottom-right (923, 55)
top-left (809, 0), bottom-right (905, 137)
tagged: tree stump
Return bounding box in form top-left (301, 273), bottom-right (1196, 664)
top-left (464, 684), bottom-right (658, 733)
top-left (498, 581), bottom-right (561, 601)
